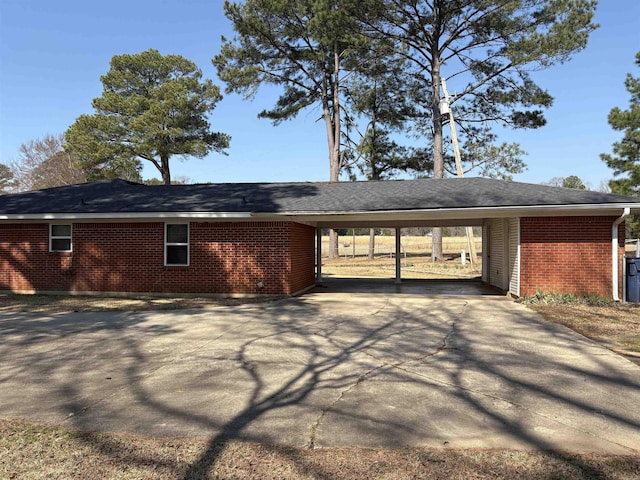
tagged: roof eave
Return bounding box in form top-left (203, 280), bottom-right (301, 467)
top-left (267, 203), bottom-right (640, 224)
top-left (1, 203), bottom-right (638, 223)
top-left (0, 212), bottom-right (254, 221)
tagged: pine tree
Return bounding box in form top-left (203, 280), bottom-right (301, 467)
top-left (66, 49), bottom-right (229, 184)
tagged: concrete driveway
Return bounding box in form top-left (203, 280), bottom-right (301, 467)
top-left (1, 291), bottom-right (639, 454)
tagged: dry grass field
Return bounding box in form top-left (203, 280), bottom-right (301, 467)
top-left (528, 300), bottom-right (640, 356)
top-left (321, 234), bottom-right (482, 258)
top-left (321, 235), bottom-right (482, 279)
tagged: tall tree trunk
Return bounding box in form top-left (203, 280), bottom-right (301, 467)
top-left (430, 22), bottom-right (444, 262)
top-left (368, 228), bottom-right (375, 260)
top-left (326, 50), bottom-right (342, 259)
top-left (160, 153), bottom-right (171, 185)
top-left (324, 94), bottom-right (340, 258)
top-left (329, 230), bottom-right (339, 259)
top-left (367, 155), bottom-right (380, 261)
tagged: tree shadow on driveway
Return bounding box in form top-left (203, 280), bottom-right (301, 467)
top-left (1, 295), bottom-right (639, 478)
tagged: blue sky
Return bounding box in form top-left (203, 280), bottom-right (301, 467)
top-left (0, 0), bottom-right (638, 188)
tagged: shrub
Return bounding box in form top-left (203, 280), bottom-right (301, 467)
top-left (520, 291), bottom-right (613, 306)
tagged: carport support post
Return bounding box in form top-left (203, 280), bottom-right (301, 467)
top-left (316, 228), bottom-right (323, 283)
top-left (395, 228), bottom-right (402, 284)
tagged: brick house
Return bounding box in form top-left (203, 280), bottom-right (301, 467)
top-left (1, 178), bottom-right (639, 299)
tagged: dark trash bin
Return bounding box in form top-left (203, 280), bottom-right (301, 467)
top-left (626, 258), bottom-right (640, 303)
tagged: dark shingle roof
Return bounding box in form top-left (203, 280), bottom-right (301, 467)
top-left (1, 177), bottom-right (639, 215)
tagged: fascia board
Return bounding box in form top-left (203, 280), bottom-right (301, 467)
top-left (2, 203), bottom-right (639, 223)
top-left (265, 203), bottom-right (640, 220)
top-left (0, 212), bottom-right (254, 221)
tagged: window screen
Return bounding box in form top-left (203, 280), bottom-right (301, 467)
top-left (165, 223), bottom-right (189, 266)
top-left (50, 224), bottom-right (72, 252)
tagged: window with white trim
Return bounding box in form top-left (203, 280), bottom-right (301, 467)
top-left (165, 223), bottom-right (189, 266)
top-left (50, 224), bottom-right (72, 252)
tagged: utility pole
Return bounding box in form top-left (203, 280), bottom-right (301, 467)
top-left (441, 77), bottom-right (479, 266)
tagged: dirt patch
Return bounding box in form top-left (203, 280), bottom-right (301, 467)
top-left (0, 293), bottom-right (276, 314)
top-left (1, 418), bottom-right (638, 480)
top-left (529, 302), bottom-right (640, 359)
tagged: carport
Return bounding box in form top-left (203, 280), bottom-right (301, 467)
top-left (277, 177), bottom-right (640, 299)
top-left (301, 214), bottom-right (542, 298)
top-left (312, 220), bottom-right (485, 287)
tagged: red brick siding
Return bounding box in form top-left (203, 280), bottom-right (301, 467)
top-left (0, 223), bottom-right (74, 291)
top-left (519, 216), bottom-right (625, 297)
top-left (68, 222), bottom-right (163, 293)
top-left (289, 223), bottom-right (316, 294)
top-left (0, 221), bottom-right (317, 295)
top-left (188, 222), bottom-right (291, 295)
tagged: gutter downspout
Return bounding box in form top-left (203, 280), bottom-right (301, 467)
top-left (612, 208), bottom-right (630, 301)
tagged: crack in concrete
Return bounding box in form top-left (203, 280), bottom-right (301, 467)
top-left (307, 299), bottom-right (392, 448)
top-left (307, 363), bottom-right (383, 449)
top-left (356, 315), bottom-right (457, 368)
top-left (307, 300), bottom-right (458, 449)
top-left (391, 363), bottom-right (639, 454)
top-left (62, 299), bottom-right (391, 425)
top-left (388, 303), bottom-right (639, 454)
